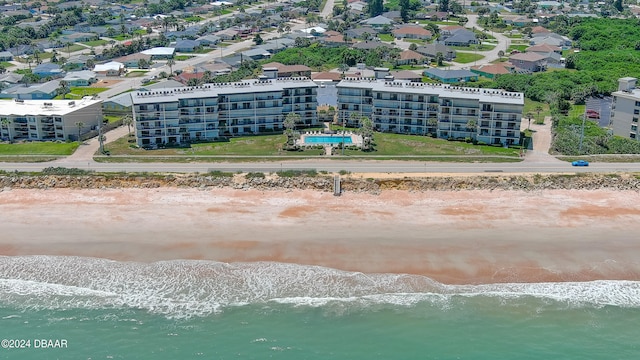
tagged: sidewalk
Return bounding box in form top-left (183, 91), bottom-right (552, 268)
top-left (523, 116), bottom-right (563, 163)
top-left (51, 125), bottom-right (130, 167)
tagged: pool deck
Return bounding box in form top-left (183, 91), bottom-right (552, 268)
top-left (297, 131), bottom-right (363, 148)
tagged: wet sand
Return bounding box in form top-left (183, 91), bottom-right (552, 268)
top-left (1, 187), bottom-right (639, 284)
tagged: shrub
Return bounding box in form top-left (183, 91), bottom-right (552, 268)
top-left (245, 172), bottom-right (266, 179)
top-left (40, 167), bottom-right (93, 175)
top-left (208, 170), bottom-right (234, 177)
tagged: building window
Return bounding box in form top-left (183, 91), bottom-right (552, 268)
top-left (633, 117), bottom-right (638, 123)
top-left (631, 133), bottom-right (636, 139)
top-left (634, 109), bottom-right (639, 115)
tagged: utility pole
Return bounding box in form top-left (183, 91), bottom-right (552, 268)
top-left (578, 114), bottom-right (585, 154)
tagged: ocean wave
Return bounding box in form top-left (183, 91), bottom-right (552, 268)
top-left (0, 256), bottom-right (639, 318)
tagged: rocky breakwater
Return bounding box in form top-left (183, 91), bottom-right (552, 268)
top-left (0, 173), bottom-right (638, 193)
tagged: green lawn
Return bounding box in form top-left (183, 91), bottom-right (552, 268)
top-left (453, 52), bottom-right (485, 64)
top-left (0, 142), bottom-right (79, 155)
top-left (450, 44), bottom-right (495, 51)
top-left (0, 61), bottom-right (14, 69)
top-left (126, 71), bottom-right (147, 77)
top-left (101, 131), bottom-right (521, 160)
top-left (507, 44), bottom-right (529, 53)
top-left (62, 44), bottom-right (87, 53)
top-left (81, 40), bottom-right (108, 47)
top-left (378, 34), bottom-right (394, 42)
top-left (55, 87), bottom-right (108, 100)
top-left (174, 55), bottom-right (194, 61)
top-left (523, 99), bottom-right (550, 123)
top-left (193, 48), bottom-right (215, 54)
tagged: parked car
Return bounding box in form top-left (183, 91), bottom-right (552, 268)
top-left (572, 160), bottom-right (589, 166)
top-left (586, 110), bottom-right (600, 119)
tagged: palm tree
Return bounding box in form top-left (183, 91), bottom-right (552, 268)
top-left (75, 121), bottom-right (85, 142)
top-left (1, 118), bottom-right (12, 143)
top-left (526, 112), bottom-right (533, 129)
top-left (166, 58), bottom-right (176, 75)
top-left (359, 116), bottom-right (374, 151)
top-left (338, 63), bottom-right (349, 77)
top-left (466, 118), bottom-right (477, 139)
top-left (283, 112), bottom-right (301, 148)
top-left (57, 80), bottom-right (70, 99)
top-left (122, 115), bottom-right (133, 137)
top-left (534, 105), bottom-right (543, 124)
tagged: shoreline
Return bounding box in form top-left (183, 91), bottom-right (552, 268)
top-left (2, 184), bottom-right (640, 285)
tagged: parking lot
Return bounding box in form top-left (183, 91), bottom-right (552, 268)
top-left (585, 96), bottom-right (613, 127)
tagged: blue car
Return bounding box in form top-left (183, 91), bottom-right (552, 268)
top-left (572, 160), bottom-right (589, 166)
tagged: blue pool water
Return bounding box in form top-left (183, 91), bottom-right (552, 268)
top-left (304, 135), bottom-right (352, 144)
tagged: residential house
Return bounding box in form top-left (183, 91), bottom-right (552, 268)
top-left (442, 29), bottom-right (478, 47)
top-left (530, 32), bottom-right (572, 49)
top-left (381, 11), bottom-right (402, 22)
top-left (361, 15), bottom-right (394, 27)
top-left (345, 27), bottom-right (378, 40)
top-left (415, 44), bottom-right (456, 61)
top-left (12, 80), bottom-right (60, 100)
top-left (62, 70), bottom-right (97, 86)
top-left (423, 68), bottom-right (478, 83)
top-left (312, 72), bottom-right (343, 82)
top-left (33, 63), bottom-right (65, 79)
top-left (396, 50), bottom-right (427, 65)
top-left (240, 48), bottom-right (272, 60)
top-left (321, 34), bottom-right (354, 47)
top-left (470, 63), bottom-right (514, 79)
top-left (60, 32), bottom-right (98, 44)
top-left (0, 51), bottom-right (13, 61)
top-left (531, 26), bottom-right (551, 35)
top-left (93, 61), bottom-right (125, 76)
top-left (0, 73), bottom-right (23, 87)
top-left (525, 44), bottom-right (562, 54)
top-left (197, 34), bottom-right (221, 47)
top-left (141, 47), bottom-right (175, 60)
top-left (173, 39), bottom-right (201, 53)
top-left (65, 54), bottom-right (94, 71)
top-left (216, 28), bottom-right (240, 41)
top-left (348, 1), bottom-right (367, 13)
top-left (417, 11), bottom-right (448, 21)
top-left (392, 26), bottom-right (432, 40)
top-left (501, 15), bottom-right (530, 26)
top-left (262, 62), bottom-right (312, 77)
top-left (509, 52), bottom-right (547, 72)
top-left (114, 53), bottom-right (152, 69)
top-left (0, 98), bottom-right (103, 142)
top-left (390, 70), bottom-right (422, 82)
top-left (352, 41), bottom-right (393, 50)
top-left (440, 25), bottom-right (465, 36)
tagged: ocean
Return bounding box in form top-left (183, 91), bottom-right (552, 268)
top-left (1, 256), bottom-right (639, 359)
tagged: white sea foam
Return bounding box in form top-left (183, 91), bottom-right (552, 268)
top-left (0, 256), bottom-right (639, 318)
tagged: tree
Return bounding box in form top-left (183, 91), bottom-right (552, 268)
top-left (534, 105), bottom-right (543, 124)
top-left (338, 63), bottom-right (349, 77)
top-left (399, 0), bottom-right (410, 23)
top-left (122, 115), bottom-right (133, 137)
top-left (466, 118), bottom-right (477, 139)
top-left (166, 58), bottom-right (176, 75)
top-left (253, 33), bottom-right (263, 45)
top-left (359, 116), bottom-right (374, 151)
top-left (409, 43), bottom-right (418, 51)
top-left (1, 118), bottom-right (12, 143)
top-left (283, 112), bottom-right (301, 148)
top-left (57, 80), bottom-right (70, 99)
top-left (368, 0), bottom-right (383, 17)
top-left (526, 112), bottom-right (533, 129)
top-left (435, 52), bottom-right (444, 66)
top-left (75, 121), bottom-right (85, 142)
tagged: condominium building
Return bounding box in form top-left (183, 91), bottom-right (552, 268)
top-left (0, 98), bottom-right (103, 142)
top-left (130, 77), bottom-right (318, 147)
top-left (610, 77), bottom-right (640, 141)
top-left (337, 70), bottom-right (524, 146)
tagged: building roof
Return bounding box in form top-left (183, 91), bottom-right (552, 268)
top-left (33, 62), bottom-right (63, 73)
top-left (362, 15), bottom-right (394, 25)
top-left (0, 98), bottom-right (102, 116)
top-left (12, 80), bottom-right (60, 95)
top-left (262, 62), bottom-right (311, 74)
top-left (399, 50), bottom-right (425, 61)
top-left (392, 26), bottom-right (432, 37)
top-left (141, 47), bottom-right (176, 56)
top-left (63, 70), bottom-right (96, 81)
top-left (93, 61), bottom-right (124, 72)
top-left (531, 26), bottom-right (551, 34)
top-left (114, 53), bottom-right (152, 62)
top-left (424, 68), bottom-right (477, 79)
top-left (311, 72), bottom-right (342, 81)
top-left (142, 79), bottom-right (185, 89)
top-left (352, 41), bottom-right (392, 50)
top-left (336, 79), bottom-right (523, 105)
top-left (390, 70), bottom-right (422, 80)
top-left (131, 77), bottom-right (318, 105)
top-left (509, 52), bottom-right (546, 61)
top-left (103, 92), bottom-right (133, 107)
top-left (470, 63), bottom-right (513, 76)
top-left (525, 44), bottom-right (561, 53)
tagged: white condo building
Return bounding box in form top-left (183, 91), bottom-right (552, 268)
top-left (337, 71), bottom-right (525, 146)
top-left (130, 77), bottom-right (318, 147)
top-left (0, 98), bottom-right (103, 142)
top-left (610, 77), bottom-right (640, 141)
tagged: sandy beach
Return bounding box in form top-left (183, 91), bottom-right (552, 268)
top-left (1, 187), bottom-right (639, 284)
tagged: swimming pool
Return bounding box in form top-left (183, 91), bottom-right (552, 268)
top-left (304, 136), bottom-right (353, 144)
